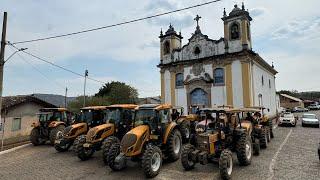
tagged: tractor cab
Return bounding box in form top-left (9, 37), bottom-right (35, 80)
top-left (79, 106), bottom-right (107, 128)
top-left (36, 108), bottom-right (71, 127)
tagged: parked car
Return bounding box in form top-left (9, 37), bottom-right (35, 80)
top-left (279, 112), bottom-right (297, 127)
top-left (292, 107), bottom-right (308, 113)
top-left (301, 113), bottom-right (320, 128)
top-left (308, 105), bottom-right (320, 110)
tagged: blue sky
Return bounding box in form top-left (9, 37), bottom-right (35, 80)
top-left (1, 0), bottom-right (320, 97)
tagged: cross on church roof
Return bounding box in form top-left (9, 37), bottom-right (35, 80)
top-left (194, 15), bottom-right (201, 27)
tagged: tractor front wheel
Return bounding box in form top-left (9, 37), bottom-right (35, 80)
top-left (219, 149), bottom-right (233, 180)
top-left (49, 125), bottom-right (65, 145)
top-left (75, 135), bottom-right (94, 161)
top-left (181, 144), bottom-right (196, 170)
top-left (260, 128), bottom-right (268, 149)
top-left (108, 143), bottom-right (123, 171)
top-left (166, 129), bottom-right (182, 161)
top-left (54, 138), bottom-right (72, 152)
top-left (142, 145), bottom-right (162, 178)
top-left (236, 133), bottom-right (252, 166)
top-left (102, 136), bottom-right (120, 165)
top-left (253, 138), bottom-right (260, 156)
top-left (30, 128), bottom-right (41, 146)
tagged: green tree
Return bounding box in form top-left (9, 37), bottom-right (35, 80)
top-left (95, 81), bottom-right (138, 104)
top-left (68, 96), bottom-right (110, 112)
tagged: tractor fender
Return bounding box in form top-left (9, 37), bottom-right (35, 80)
top-left (163, 122), bottom-right (178, 144)
top-left (48, 121), bottom-right (65, 128)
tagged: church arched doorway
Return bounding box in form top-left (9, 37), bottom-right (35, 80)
top-left (190, 88), bottom-right (208, 113)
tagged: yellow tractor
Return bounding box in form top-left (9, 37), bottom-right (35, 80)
top-left (54, 106), bottom-right (108, 152)
top-left (236, 108), bottom-right (270, 155)
top-left (75, 104), bottom-right (137, 161)
top-left (107, 104), bottom-right (184, 178)
top-left (180, 107), bottom-right (253, 180)
top-left (30, 108), bottom-right (72, 146)
top-left (249, 106), bottom-right (274, 142)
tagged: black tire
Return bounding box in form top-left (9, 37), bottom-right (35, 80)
top-left (72, 135), bottom-right (82, 153)
top-left (142, 145), bottom-right (163, 178)
top-left (30, 128), bottom-right (41, 146)
top-left (54, 138), bottom-right (72, 152)
top-left (49, 125), bottom-right (65, 145)
top-left (219, 149), bottom-right (233, 180)
top-left (75, 135), bottom-right (94, 161)
top-left (253, 138), bottom-right (260, 156)
top-left (236, 133), bottom-right (252, 166)
top-left (266, 128), bottom-right (271, 143)
top-left (166, 129), bottom-right (182, 161)
top-left (102, 136), bottom-right (120, 165)
top-left (302, 123), bottom-right (305, 127)
top-left (108, 143), bottom-right (122, 171)
top-left (180, 122), bottom-right (190, 143)
top-left (181, 144), bottom-right (196, 170)
top-left (260, 128), bottom-right (268, 149)
top-left (269, 120), bottom-right (274, 138)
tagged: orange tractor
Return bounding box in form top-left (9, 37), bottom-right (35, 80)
top-left (30, 108), bottom-right (72, 145)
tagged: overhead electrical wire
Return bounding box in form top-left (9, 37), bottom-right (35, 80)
top-left (11, 0), bottom-right (222, 45)
top-left (7, 45), bottom-right (66, 89)
top-left (8, 43), bottom-right (160, 93)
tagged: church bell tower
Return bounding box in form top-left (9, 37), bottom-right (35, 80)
top-left (222, 3), bottom-right (253, 52)
top-left (159, 24), bottom-right (183, 62)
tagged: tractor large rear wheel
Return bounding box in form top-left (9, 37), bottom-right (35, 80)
top-left (219, 149), bottom-right (233, 180)
top-left (269, 120), bottom-right (274, 138)
top-left (75, 135), bottom-right (94, 161)
top-left (181, 144), bottom-right (196, 170)
top-left (49, 125), bottom-right (65, 145)
top-left (236, 133), bottom-right (252, 166)
top-left (142, 145), bottom-right (162, 178)
top-left (166, 129), bottom-right (182, 161)
top-left (102, 136), bottom-right (120, 165)
top-left (30, 128), bottom-right (41, 146)
top-left (253, 138), bottom-right (260, 156)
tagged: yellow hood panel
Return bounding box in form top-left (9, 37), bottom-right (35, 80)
top-left (127, 125), bottom-right (149, 136)
top-left (71, 122), bottom-right (87, 129)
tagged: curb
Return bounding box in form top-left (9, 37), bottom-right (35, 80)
top-left (0, 143), bottom-right (31, 155)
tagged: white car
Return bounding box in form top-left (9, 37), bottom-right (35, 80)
top-left (301, 113), bottom-right (320, 128)
top-left (279, 113), bottom-right (296, 126)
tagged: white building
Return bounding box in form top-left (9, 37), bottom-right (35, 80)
top-left (157, 4), bottom-right (278, 117)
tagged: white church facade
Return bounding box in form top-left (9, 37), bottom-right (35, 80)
top-left (158, 4), bottom-right (278, 117)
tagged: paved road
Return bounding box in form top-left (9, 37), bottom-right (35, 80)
top-left (0, 112), bottom-right (319, 180)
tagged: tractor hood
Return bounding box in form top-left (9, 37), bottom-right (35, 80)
top-left (86, 123), bottom-right (114, 142)
top-left (71, 122), bottom-right (87, 129)
top-left (121, 125), bottom-right (149, 156)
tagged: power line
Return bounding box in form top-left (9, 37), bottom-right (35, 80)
top-left (11, 0), bottom-right (223, 45)
top-left (7, 45), bottom-right (65, 89)
top-left (8, 43), bottom-right (160, 93)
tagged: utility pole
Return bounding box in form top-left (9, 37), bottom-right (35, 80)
top-left (65, 87), bottom-right (68, 108)
top-left (0, 12), bottom-right (7, 151)
top-left (83, 70), bottom-right (88, 107)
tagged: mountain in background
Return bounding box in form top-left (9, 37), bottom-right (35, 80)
top-left (31, 93), bottom-right (76, 108)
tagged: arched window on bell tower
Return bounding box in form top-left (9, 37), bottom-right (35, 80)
top-left (163, 41), bottom-right (170, 55)
top-left (230, 23), bottom-right (240, 40)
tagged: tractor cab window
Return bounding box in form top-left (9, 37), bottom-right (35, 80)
top-left (38, 113), bottom-right (52, 122)
top-left (106, 108), bottom-right (121, 124)
top-left (134, 109), bottom-right (157, 127)
top-left (79, 109), bottom-right (105, 127)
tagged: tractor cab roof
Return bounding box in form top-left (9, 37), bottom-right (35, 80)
top-left (80, 106), bottom-right (108, 110)
top-left (238, 108), bottom-right (261, 113)
top-left (247, 106), bottom-right (266, 110)
top-left (39, 108), bottom-right (68, 112)
top-left (137, 104), bottom-right (172, 110)
top-left (106, 104), bottom-right (138, 109)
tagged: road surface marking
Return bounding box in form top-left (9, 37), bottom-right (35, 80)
top-left (0, 143), bottom-right (31, 155)
top-left (267, 129), bottom-right (292, 180)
